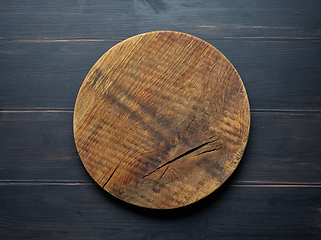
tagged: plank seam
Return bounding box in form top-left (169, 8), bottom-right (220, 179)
top-left (1, 109), bottom-right (320, 114)
top-left (0, 37), bottom-right (321, 42)
top-left (0, 180), bottom-right (320, 187)
top-left (0, 180), bottom-right (95, 186)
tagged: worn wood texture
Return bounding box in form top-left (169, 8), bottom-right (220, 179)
top-left (0, 185), bottom-right (320, 239)
top-left (1, 40), bottom-right (321, 110)
top-left (1, 0), bottom-right (321, 238)
top-left (1, 111), bottom-right (321, 183)
top-left (1, 0), bottom-right (321, 40)
top-left (74, 31), bottom-right (250, 208)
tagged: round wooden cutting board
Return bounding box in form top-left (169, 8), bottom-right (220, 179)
top-left (73, 31), bottom-right (250, 209)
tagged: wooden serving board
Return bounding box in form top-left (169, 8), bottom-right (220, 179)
top-left (73, 31), bottom-right (250, 209)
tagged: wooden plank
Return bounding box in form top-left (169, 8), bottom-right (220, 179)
top-left (1, 40), bottom-right (321, 110)
top-left (0, 111), bottom-right (88, 181)
top-left (0, 40), bottom-right (118, 109)
top-left (0, 184), bottom-right (320, 239)
top-left (238, 111), bottom-right (321, 183)
top-left (0, 0), bottom-right (320, 40)
top-left (0, 111), bottom-right (320, 184)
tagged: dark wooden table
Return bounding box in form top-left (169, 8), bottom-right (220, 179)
top-left (1, 1), bottom-right (320, 239)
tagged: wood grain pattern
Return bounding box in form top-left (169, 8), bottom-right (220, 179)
top-left (74, 31), bottom-right (250, 208)
top-left (1, 40), bottom-right (321, 110)
top-left (1, 111), bottom-right (321, 183)
top-left (1, 185), bottom-right (320, 240)
top-left (1, 0), bottom-right (320, 40)
top-left (1, 0), bottom-right (321, 238)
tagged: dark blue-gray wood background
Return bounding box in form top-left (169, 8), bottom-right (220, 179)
top-left (1, 1), bottom-right (320, 239)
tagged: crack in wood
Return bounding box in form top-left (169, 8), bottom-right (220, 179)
top-left (209, 135), bottom-right (218, 139)
top-left (196, 146), bottom-right (222, 156)
top-left (186, 115), bottom-right (196, 130)
top-left (103, 164), bottom-right (119, 188)
top-left (143, 138), bottom-right (219, 178)
top-left (151, 166), bottom-right (170, 190)
top-left (159, 165), bottom-right (169, 180)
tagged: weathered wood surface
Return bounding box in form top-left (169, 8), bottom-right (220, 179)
top-left (74, 31), bottom-right (250, 209)
top-left (1, 111), bottom-right (320, 183)
top-left (0, 0), bottom-right (320, 40)
top-left (1, 40), bottom-right (321, 110)
top-left (0, 185), bottom-right (320, 239)
top-left (0, 0), bottom-right (321, 238)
